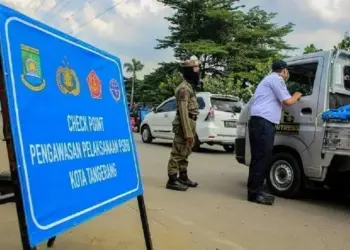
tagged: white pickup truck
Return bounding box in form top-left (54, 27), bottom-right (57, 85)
top-left (235, 49), bottom-right (350, 198)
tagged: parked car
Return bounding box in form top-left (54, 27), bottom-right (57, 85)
top-left (140, 92), bottom-right (241, 152)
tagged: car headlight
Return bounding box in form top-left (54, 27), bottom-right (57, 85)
top-left (236, 123), bottom-right (246, 138)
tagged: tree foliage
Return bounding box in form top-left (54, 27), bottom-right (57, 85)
top-left (123, 58), bottom-right (144, 105)
top-left (335, 32), bottom-right (350, 51)
top-left (159, 71), bottom-right (183, 99)
top-left (303, 44), bottom-right (322, 54)
top-left (156, 1), bottom-right (295, 74)
top-left (129, 1), bottom-right (298, 104)
top-left (154, 0), bottom-right (295, 99)
top-left (139, 62), bottom-right (181, 104)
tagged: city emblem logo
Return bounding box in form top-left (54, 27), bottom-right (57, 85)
top-left (109, 78), bottom-right (120, 101)
top-left (20, 44), bottom-right (46, 91)
top-left (86, 70), bottom-right (102, 99)
top-left (56, 56), bottom-right (80, 96)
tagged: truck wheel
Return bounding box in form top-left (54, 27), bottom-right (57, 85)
top-left (267, 152), bottom-right (303, 198)
top-left (141, 125), bottom-right (153, 143)
top-left (223, 145), bottom-right (235, 153)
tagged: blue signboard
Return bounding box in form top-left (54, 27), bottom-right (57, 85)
top-left (0, 4), bottom-right (143, 246)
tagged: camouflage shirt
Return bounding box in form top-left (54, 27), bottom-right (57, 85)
top-left (174, 80), bottom-right (199, 138)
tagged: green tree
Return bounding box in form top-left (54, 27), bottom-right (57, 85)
top-left (138, 62), bottom-right (181, 103)
top-left (159, 71), bottom-right (183, 99)
top-left (335, 31), bottom-right (350, 50)
top-left (303, 44), bottom-right (322, 54)
top-left (123, 76), bottom-right (131, 102)
top-left (156, 0), bottom-right (244, 75)
top-left (124, 76), bottom-right (143, 103)
top-left (225, 6), bottom-right (295, 74)
top-left (123, 58), bottom-right (144, 106)
top-left (156, 0), bottom-right (296, 99)
top-left (156, 1), bottom-right (295, 68)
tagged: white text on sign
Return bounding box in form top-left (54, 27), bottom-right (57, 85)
top-left (69, 163), bottom-right (118, 189)
top-left (67, 115), bottom-right (104, 132)
top-left (28, 139), bottom-right (131, 165)
top-left (27, 114), bottom-right (133, 190)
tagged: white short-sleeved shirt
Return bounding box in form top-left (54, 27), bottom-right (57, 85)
top-left (249, 73), bottom-right (292, 124)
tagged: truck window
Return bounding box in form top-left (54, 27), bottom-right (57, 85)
top-left (286, 62), bottom-right (318, 96)
top-left (343, 65), bottom-right (350, 90)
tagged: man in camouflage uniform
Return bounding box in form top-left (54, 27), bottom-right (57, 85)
top-left (166, 56), bottom-right (201, 191)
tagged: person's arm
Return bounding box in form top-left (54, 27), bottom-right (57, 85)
top-left (283, 92), bottom-right (302, 106)
top-left (272, 78), bottom-right (301, 106)
top-left (177, 88), bottom-right (193, 140)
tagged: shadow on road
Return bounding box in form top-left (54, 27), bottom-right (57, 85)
top-left (235, 180), bottom-right (350, 212)
top-left (298, 189), bottom-right (350, 209)
top-left (150, 142), bottom-right (230, 154)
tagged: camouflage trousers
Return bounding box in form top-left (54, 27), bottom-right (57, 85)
top-left (167, 133), bottom-right (194, 175)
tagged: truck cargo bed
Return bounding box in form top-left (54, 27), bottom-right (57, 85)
top-left (322, 120), bottom-right (350, 155)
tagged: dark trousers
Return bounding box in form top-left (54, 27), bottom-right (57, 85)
top-left (247, 116), bottom-right (276, 196)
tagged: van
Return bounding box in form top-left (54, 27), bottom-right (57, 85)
top-left (235, 49), bottom-right (350, 198)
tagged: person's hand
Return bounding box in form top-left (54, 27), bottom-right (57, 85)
top-left (294, 92), bottom-right (302, 100)
top-left (186, 137), bottom-right (194, 146)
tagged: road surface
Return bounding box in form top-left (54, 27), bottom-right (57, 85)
top-left (1, 134), bottom-right (350, 249)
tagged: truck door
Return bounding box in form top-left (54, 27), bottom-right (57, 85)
top-left (275, 57), bottom-right (324, 150)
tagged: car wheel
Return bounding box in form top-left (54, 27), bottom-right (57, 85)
top-left (223, 145), bottom-right (235, 153)
top-left (141, 125), bottom-right (153, 143)
top-left (192, 135), bottom-right (201, 152)
top-left (266, 152), bottom-right (303, 198)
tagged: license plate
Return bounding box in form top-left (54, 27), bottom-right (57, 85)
top-left (224, 121), bottom-right (236, 127)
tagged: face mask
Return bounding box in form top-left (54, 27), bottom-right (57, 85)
top-left (284, 70), bottom-right (290, 82)
top-left (183, 67), bottom-right (200, 86)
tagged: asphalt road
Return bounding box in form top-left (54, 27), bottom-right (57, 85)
top-left (1, 134), bottom-right (350, 249)
top-left (137, 134), bottom-right (350, 250)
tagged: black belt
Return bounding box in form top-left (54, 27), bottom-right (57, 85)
top-left (176, 111), bottom-right (197, 121)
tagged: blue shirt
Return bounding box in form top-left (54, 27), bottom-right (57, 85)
top-left (249, 73), bottom-right (291, 124)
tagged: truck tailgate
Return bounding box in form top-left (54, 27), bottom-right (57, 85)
top-left (323, 121), bottom-right (350, 155)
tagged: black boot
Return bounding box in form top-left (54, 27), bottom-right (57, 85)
top-left (179, 171), bottom-right (198, 188)
top-left (166, 174), bottom-right (188, 191)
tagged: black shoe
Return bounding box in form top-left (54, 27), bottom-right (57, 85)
top-left (259, 192), bottom-right (275, 201)
top-left (166, 174), bottom-right (188, 191)
top-left (248, 194), bottom-right (275, 205)
top-left (179, 171), bottom-right (198, 188)
top-left (248, 192), bottom-right (275, 200)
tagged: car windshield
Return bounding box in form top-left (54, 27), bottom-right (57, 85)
top-left (211, 97), bottom-right (242, 113)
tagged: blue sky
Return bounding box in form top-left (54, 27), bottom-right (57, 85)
top-left (1, 0), bottom-right (349, 78)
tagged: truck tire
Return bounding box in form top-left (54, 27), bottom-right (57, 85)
top-left (266, 152), bottom-right (303, 198)
top-left (141, 125), bottom-right (153, 143)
